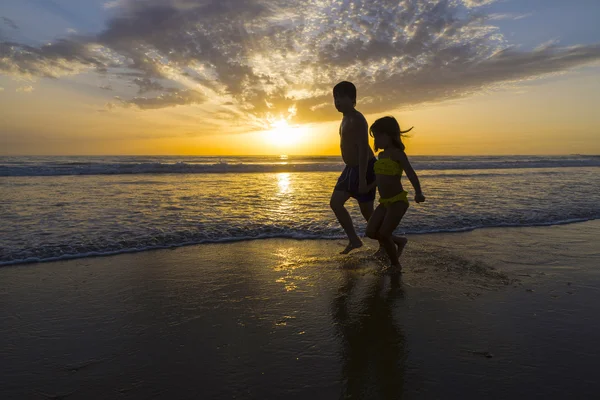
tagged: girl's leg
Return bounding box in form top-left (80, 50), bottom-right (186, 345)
top-left (378, 202), bottom-right (408, 268)
top-left (393, 236), bottom-right (408, 257)
top-left (361, 200), bottom-right (387, 256)
top-left (366, 204), bottom-right (387, 240)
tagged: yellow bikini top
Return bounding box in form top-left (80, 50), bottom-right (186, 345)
top-left (374, 157), bottom-right (403, 176)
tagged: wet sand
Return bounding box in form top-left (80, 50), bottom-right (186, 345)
top-left (1, 220), bottom-right (600, 399)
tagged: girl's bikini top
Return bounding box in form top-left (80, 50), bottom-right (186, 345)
top-left (374, 157), bottom-right (403, 176)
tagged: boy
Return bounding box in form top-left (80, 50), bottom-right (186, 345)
top-left (330, 81), bottom-right (378, 254)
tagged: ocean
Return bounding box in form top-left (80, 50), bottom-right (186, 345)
top-left (1, 155), bottom-right (599, 266)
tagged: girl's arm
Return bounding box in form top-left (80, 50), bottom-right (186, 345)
top-left (394, 150), bottom-right (425, 202)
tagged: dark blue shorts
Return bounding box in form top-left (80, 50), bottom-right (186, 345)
top-left (334, 158), bottom-right (377, 203)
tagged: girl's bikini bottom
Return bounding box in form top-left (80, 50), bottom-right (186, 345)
top-left (379, 191), bottom-right (409, 207)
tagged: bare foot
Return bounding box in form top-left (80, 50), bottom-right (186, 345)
top-left (372, 246), bottom-right (386, 259)
top-left (382, 263), bottom-right (402, 274)
top-left (340, 240), bottom-right (363, 254)
top-left (394, 237), bottom-right (408, 258)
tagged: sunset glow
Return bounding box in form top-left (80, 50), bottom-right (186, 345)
top-left (264, 119), bottom-right (307, 149)
top-left (0, 0), bottom-right (599, 155)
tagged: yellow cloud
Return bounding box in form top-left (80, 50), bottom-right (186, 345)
top-left (16, 86), bottom-right (34, 93)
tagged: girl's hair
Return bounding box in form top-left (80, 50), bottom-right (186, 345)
top-left (369, 116), bottom-right (413, 151)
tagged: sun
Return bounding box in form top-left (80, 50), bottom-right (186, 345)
top-left (264, 118), bottom-right (305, 148)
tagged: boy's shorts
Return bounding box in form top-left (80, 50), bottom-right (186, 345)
top-left (334, 157), bottom-right (377, 203)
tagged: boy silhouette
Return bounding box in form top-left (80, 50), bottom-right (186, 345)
top-left (330, 81), bottom-right (378, 254)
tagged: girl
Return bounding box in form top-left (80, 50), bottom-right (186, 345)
top-left (366, 116), bottom-right (425, 272)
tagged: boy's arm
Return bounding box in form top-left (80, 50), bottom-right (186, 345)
top-left (395, 150), bottom-right (423, 195)
top-left (355, 115), bottom-right (371, 193)
top-left (366, 180), bottom-right (377, 192)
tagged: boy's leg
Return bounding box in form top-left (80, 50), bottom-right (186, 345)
top-left (330, 189), bottom-right (363, 254)
top-left (358, 200), bottom-right (374, 221)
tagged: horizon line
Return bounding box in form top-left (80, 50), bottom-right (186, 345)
top-left (1, 153), bottom-right (598, 158)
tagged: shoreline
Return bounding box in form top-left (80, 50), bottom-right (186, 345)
top-left (1, 220), bottom-right (599, 398)
top-left (2, 217), bottom-right (597, 267)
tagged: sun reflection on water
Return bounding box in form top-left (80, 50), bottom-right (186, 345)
top-left (272, 247), bottom-right (312, 292)
top-left (277, 172), bottom-right (291, 194)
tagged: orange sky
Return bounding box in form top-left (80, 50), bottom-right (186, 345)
top-left (2, 65), bottom-right (599, 156)
top-left (1, 0), bottom-right (600, 155)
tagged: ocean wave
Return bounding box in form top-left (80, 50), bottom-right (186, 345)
top-left (2, 217), bottom-right (597, 267)
top-left (0, 162), bottom-right (343, 176)
top-left (1, 156), bottom-right (599, 176)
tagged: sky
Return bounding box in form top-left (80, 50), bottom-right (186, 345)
top-left (0, 0), bottom-right (599, 156)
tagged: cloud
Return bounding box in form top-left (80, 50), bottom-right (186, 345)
top-left (100, 101), bottom-right (117, 112)
top-left (133, 77), bottom-right (164, 94)
top-left (1, 0), bottom-right (600, 128)
top-left (0, 39), bottom-right (113, 79)
top-left (462, 0), bottom-right (496, 7)
top-left (514, 13), bottom-right (534, 21)
top-left (2, 17), bottom-right (19, 30)
top-left (535, 39), bottom-right (560, 51)
top-left (119, 89), bottom-right (206, 109)
top-left (0, 87), bottom-right (4, 92)
top-left (99, 84), bottom-right (113, 91)
top-left (103, 1), bottom-right (122, 9)
top-left (16, 85), bottom-right (34, 93)
top-left (488, 13), bottom-right (533, 21)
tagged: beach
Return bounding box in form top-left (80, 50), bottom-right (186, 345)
top-left (2, 220), bottom-right (599, 399)
top-left (3, 0), bottom-right (600, 397)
